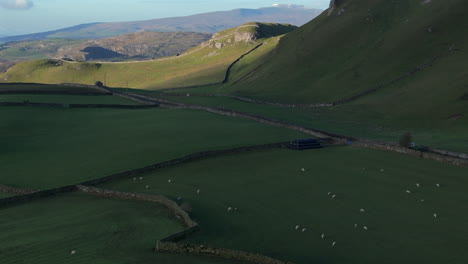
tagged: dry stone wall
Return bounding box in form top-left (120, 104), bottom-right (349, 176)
top-left (156, 243), bottom-right (294, 264)
top-left (76, 185), bottom-right (197, 228)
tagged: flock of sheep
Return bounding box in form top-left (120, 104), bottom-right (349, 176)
top-left (291, 167), bottom-right (443, 248)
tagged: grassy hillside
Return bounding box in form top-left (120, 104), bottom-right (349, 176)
top-left (222, 0), bottom-right (468, 104)
top-left (102, 146), bottom-right (468, 264)
top-left (0, 23), bottom-right (296, 90)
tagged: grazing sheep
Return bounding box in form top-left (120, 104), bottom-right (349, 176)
top-left (436, 184), bottom-right (441, 188)
top-left (168, 179), bottom-right (172, 184)
top-left (406, 190), bottom-right (412, 194)
top-left (331, 194), bottom-right (336, 199)
top-left (295, 225), bottom-right (300, 230)
top-left (196, 189), bottom-right (201, 194)
top-left (332, 242), bottom-right (337, 247)
top-left (301, 228), bottom-right (307, 232)
top-left (363, 226), bottom-right (368, 231)
top-left (71, 250), bottom-right (76, 255)
top-left (234, 208), bottom-right (238, 211)
top-left (133, 177), bottom-right (136, 181)
top-left (145, 185), bottom-right (150, 189)
top-left (321, 234), bottom-right (325, 239)
top-left (354, 224), bottom-right (358, 228)
top-left (380, 169), bottom-right (385, 172)
top-left (416, 183), bottom-right (421, 188)
top-left (420, 199), bottom-right (425, 202)
top-left (433, 213), bottom-right (438, 219)
top-left (301, 168), bottom-right (305, 172)
top-left (139, 177), bottom-right (143, 180)
top-left (227, 207), bottom-right (233, 212)
top-left (360, 209), bottom-right (365, 213)
top-left (328, 192), bottom-right (332, 196)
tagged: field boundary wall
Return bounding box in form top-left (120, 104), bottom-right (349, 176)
top-left (155, 242), bottom-right (294, 264)
top-left (123, 92), bottom-right (468, 167)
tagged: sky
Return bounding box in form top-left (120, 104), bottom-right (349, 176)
top-left (0, 0), bottom-right (330, 36)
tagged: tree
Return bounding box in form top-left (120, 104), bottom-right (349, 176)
top-left (399, 132), bottom-right (413, 148)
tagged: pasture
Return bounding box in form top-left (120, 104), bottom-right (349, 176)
top-left (102, 146), bottom-right (468, 264)
top-left (0, 192), bottom-right (244, 264)
top-left (0, 94), bottom-right (138, 104)
top-left (0, 106), bottom-right (304, 189)
top-left (159, 94), bottom-right (468, 153)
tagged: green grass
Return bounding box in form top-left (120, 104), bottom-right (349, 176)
top-left (101, 146), bottom-right (468, 264)
top-left (0, 94), bottom-right (139, 104)
top-left (156, 93), bottom-right (468, 153)
top-left (0, 107), bottom-right (304, 189)
top-left (0, 192), bottom-right (243, 264)
top-left (0, 192), bottom-right (14, 198)
top-left (0, 83), bottom-right (108, 93)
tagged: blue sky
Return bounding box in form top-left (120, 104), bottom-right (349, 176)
top-left (0, 0), bottom-right (330, 36)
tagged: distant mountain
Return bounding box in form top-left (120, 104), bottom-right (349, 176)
top-left (0, 7), bottom-right (322, 43)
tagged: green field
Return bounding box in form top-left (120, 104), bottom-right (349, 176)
top-left (0, 192), bottom-right (245, 264)
top-left (101, 146), bottom-right (468, 264)
top-left (0, 192), bottom-right (14, 198)
top-left (155, 93), bottom-right (468, 153)
top-left (0, 83), bottom-right (109, 93)
top-left (0, 94), bottom-right (139, 104)
top-left (0, 106), bottom-right (304, 189)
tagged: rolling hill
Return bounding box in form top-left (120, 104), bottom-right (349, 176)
top-left (221, 0), bottom-right (468, 105)
top-left (0, 23), bottom-right (297, 89)
top-left (0, 7), bottom-right (322, 43)
top-left (0, 32), bottom-right (212, 62)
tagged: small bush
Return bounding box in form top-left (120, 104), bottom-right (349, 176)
top-left (95, 81), bottom-right (104, 87)
top-left (399, 132), bottom-right (413, 148)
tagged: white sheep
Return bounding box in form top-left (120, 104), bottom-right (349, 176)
top-left (295, 225), bottom-right (300, 230)
top-left (332, 242), bottom-right (336, 247)
top-left (328, 192), bottom-right (332, 196)
top-left (354, 224), bottom-right (358, 228)
top-left (436, 184), bottom-right (440, 188)
top-left (301, 168), bottom-right (305, 172)
top-left (331, 194), bottom-right (336, 199)
top-left (420, 199), bottom-right (425, 202)
top-left (416, 183), bottom-right (421, 188)
top-left (139, 177), bottom-right (143, 180)
top-left (360, 208), bottom-right (365, 213)
top-left (168, 179), bottom-right (172, 183)
top-left (227, 207), bottom-right (233, 212)
top-left (363, 226), bottom-right (368, 231)
top-left (177, 197), bottom-right (182, 201)
top-left (406, 190), bottom-right (412, 194)
top-left (70, 250), bottom-right (76, 255)
top-left (133, 177), bottom-right (136, 181)
top-left (145, 185), bottom-right (150, 189)
top-left (433, 213), bottom-right (438, 219)
top-left (196, 189), bottom-right (201, 194)
top-left (321, 234), bottom-right (325, 239)
top-left (301, 228), bottom-right (307, 232)
top-left (380, 169), bottom-right (385, 172)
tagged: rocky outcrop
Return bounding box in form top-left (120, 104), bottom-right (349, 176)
top-left (328, 0), bottom-right (347, 15)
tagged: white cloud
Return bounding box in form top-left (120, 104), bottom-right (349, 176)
top-left (1, 0), bottom-right (34, 10)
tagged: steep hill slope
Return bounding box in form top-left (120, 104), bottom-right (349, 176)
top-left (0, 7), bottom-right (321, 43)
top-left (224, 0), bottom-right (468, 105)
top-left (0, 23), bottom-right (297, 90)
